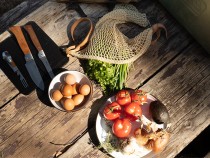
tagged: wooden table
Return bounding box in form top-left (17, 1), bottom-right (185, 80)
top-left (0, 1), bottom-right (209, 158)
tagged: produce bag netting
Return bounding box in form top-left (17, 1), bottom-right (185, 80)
top-left (66, 4), bottom-right (154, 64)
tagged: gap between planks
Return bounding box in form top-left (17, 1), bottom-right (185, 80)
top-left (0, 0), bottom-right (194, 157)
top-left (58, 43), bottom-right (210, 157)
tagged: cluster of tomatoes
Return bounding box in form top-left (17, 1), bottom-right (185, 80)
top-left (103, 89), bottom-right (147, 138)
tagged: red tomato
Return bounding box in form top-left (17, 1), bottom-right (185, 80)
top-left (124, 113), bottom-right (138, 122)
top-left (131, 90), bottom-right (147, 105)
top-left (103, 102), bottom-right (121, 120)
top-left (130, 92), bottom-right (141, 105)
top-left (124, 102), bottom-right (142, 118)
top-left (116, 90), bottom-right (131, 106)
top-left (112, 118), bottom-right (132, 138)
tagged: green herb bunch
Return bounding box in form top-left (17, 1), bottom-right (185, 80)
top-left (97, 132), bottom-right (120, 153)
top-left (86, 59), bottom-right (130, 93)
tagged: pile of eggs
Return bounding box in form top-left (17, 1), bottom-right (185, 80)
top-left (51, 73), bottom-right (91, 111)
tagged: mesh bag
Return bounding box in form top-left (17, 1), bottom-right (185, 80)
top-left (66, 4), bottom-right (166, 64)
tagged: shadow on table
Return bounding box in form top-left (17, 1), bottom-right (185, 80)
top-left (36, 68), bottom-right (69, 108)
top-left (175, 125), bottom-right (210, 158)
top-left (87, 91), bottom-right (116, 156)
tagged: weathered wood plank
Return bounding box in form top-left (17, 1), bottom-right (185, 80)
top-left (0, 1), bottom-right (77, 107)
top-left (61, 44), bottom-right (210, 158)
top-left (0, 2), bottom-right (107, 157)
top-left (125, 0), bottom-right (195, 88)
top-left (0, 0), bottom-right (195, 158)
top-left (0, 1), bottom-right (108, 107)
top-left (0, 0), bottom-right (49, 106)
top-left (57, 0), bottom-right (138, 3)
top-left (143, 46), bottom-right (210, 158)
top-left (84, 0), bottom-right (193, 127)
top-left (60, 106), bottom-right (210, 158)
top-left (204, 152), bottom-right (210, 158)
top-left (0, 0), bottom-right (192, 108)
top-left (59, 128), bottom-right (109, 158)
top-left (0, 62), bottom-right (103, 158)
top-left (0, 0), bottom-right (48, 34)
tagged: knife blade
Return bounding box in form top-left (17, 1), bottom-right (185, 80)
top-left (9, 26), bottom-right (45, 91)
top-left (2, 51), bottom-right (28, 88)
top-left (24, 25), bottom-right (55, 79)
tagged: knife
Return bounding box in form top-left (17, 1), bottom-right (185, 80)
top-left (9, 26), bottom-right (45, 91)
top-left (24, 25), bottom-right (55, 79)
top-left (2, 51), bottom-right (28, 88)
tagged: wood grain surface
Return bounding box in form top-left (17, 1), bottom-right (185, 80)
top-left (0, 0), bottom-right (209, 158)
top-left (60, 44), bottom-right (210, 158)
top-left (0, 0), bottom-right (48, 34)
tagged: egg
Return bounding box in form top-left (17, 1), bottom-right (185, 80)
top-left (61, 98), bottom-right (75, 111)
top-left (61, 84), bottom-right (73, 97)
top-left (72, 83), bottom-right (80, 95)
top-left (79, 84), bottom-right (91, 96)
top-left (65, 74), bottom-right (76, 85)
top-left (72, 94), bottom-right (84, 106)
top-left (51, 90), bottom-right (63, 101)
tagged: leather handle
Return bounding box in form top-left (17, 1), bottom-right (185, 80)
top-left (6, 57), bottom-right (16, 67)
top-left (2, 51), bottom-right (16, 67)
top-left (66, 18), bottom-right (94, 57)
top-left (71, 18), bottom-right (93, 48)
top-left (9, 26), bottom-right (31, 55)
top-left (10, 60), bottom-right (16, 67)
top-left (151, 23), bottom-right (167, 45)
top-left (24, 25), bottom-right (43, 52)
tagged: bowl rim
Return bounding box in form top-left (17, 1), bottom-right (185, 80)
top-left (48, 70), bottom-right (93, 112)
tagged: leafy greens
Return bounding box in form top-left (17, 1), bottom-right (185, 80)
top-left (86, 59), bottom-right (130, 93)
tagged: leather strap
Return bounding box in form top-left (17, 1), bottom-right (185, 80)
top-left (66, 18), bottom-right (94, 57)
top-left (151, 23), bottom-right (167, 45)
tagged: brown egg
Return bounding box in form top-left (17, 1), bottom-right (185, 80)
top-left (51, 90), bottom-right (63, 101)
top-left (79, 84), bottom-right (91, 96)
top-left (65, 74), bottom-right (76, 85)
top-left (61, 98), bottom-right (75, 111)
top-left (61, 84), bottom-right (73, 97)
top-left (72, 94), bottom-right (84, 106)
top-left (71, 83), bottom-right (80, 95)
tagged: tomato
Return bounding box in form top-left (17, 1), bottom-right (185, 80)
top-left (130, 92), bottom-right (141, 105)
top-left (103, 102), bottom-right (122, 120)
top-left (124, 113), bottom-right (138, 122)
top-left (124, 102), bottom-right (142, 118)
top-left (112, 118), bottom-right (132, 138)
top-left (116, 90), bottom-right (131, 106)
top-left (131, 90), bottom-right (147, 105)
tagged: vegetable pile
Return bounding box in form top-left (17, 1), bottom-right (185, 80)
top-left (86, 59), bottom-right (130, 93)
top-left (100, 89), bottom-right (170, 155)
top-left (103, 89), bottom-right (146, 138)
